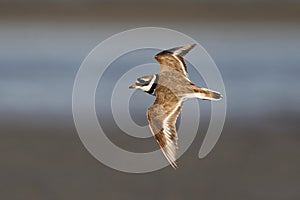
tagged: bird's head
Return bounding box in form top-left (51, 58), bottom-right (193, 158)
top-left (129, 75), bottom-right (157, 94)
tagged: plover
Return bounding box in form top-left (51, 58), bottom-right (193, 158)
top-left (129, 44), bottom-right (222, 168)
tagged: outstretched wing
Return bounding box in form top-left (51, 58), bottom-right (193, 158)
top-left (155, 44), bottom-right (196, 77)
top-left (147, 93), bottom-right (183, 168)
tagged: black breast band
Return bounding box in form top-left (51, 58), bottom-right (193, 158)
top-left (147, 74), bottom-right (159, 95)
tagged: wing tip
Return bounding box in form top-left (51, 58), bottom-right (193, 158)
top-left (169, 43), bottom-right (196, 57)
top-left (170, 161), bottom-right (178, 169)
top-left (161, 145), bottom-right (178, 169)
top-left (155, 44), bottom-right (197, 58)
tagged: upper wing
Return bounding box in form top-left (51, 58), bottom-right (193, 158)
top-left (154, 44), bottom-right (196, 77)
top-left (147, 94), bottom-right (183, 168)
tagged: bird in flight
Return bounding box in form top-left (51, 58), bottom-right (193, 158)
top-left (129, 44), bottom-right (222, 168)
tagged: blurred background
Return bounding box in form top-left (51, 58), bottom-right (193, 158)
top-left (1, 0), bottom-right (300, 199)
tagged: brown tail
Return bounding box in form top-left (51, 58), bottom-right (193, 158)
top-left (189, 85), bottom-right (223, 101)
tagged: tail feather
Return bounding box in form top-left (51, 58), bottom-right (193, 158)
top-left (204, 89), bottom-right (223, 100)
top-left (188, 86), bottom-right (223, 101)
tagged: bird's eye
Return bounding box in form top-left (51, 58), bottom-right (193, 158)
top-left (137, 78), bottom-right (145, 83)
top-left (136, 78), bottom-right (149, 86)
